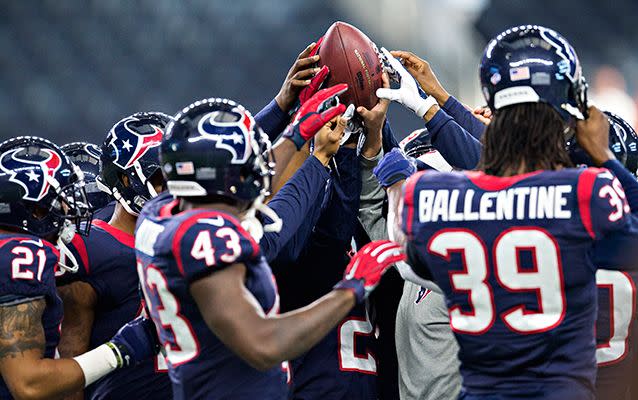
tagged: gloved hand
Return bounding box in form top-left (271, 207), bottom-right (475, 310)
top-left (283, 83), bottom-right (348, 150)
top-left (298, 36), bottom-right (328, 105)
top-left (107, 316), bottom-right (161, 368)
top-left (375, 47), bottom-right (436, 118)
top-left (373, 148), bottom-right (416, 188)
top-left (276, 40), bottom-right (325, 113)
top-left (298, 65), bottom-right (330, 105)
top-left (334, 240), bottom-right (406, 303)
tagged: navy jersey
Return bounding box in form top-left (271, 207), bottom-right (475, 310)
top-left (595, 269), bottom-right (638, 399)
top-left (57, 219), bottom-right (170, 400)
top-left (279, 229), bottom-right (377, 400)
top-left (271, 148), bottom-right (377, 400)
top-left (403, 168), bottom-right (638, 400)
top-left (93, 201), bottom-right (116, 222)
top-left (290, 306), bottom-right (377, 400)
top-left (136, 195), bottom-right (288, 400)
top-left (0, 234), bottom-right (62, 399)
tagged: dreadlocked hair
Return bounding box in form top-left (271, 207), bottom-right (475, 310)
top-left (478, 103), bottom-right (573, 176)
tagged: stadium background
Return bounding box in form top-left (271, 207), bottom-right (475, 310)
top-left (2, 0), bottom-right (637, 143)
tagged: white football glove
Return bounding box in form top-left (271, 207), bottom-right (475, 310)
top-left (376, 48), bottom-right (437, 118)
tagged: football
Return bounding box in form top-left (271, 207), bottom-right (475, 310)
top-left (318, 21), bottom-right (384, 110)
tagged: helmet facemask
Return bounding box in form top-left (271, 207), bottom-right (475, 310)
top-left (48, 164), bottom-right (93, 273)
top-left (97, 162), bottom-right (161, 217)
top-left (49, 165), bottom-right (93, 236)
top-left (563, 68), bottom-right (589, 121)
top-left (240, 128), bottom-right (282, 242)
top-left (99, 112), bottom-right (170, 216)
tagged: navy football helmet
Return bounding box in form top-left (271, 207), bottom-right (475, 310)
top-left (61, 142), bottom-right (113, 212)
top-left (162, 98), bottom-right (280, 240)
top-left (0, 136), bottom-right (92, 241)
top-left (566, 111), bottom-right (634, 168)
top-left (480, 25), bottom-right (588, 121)
top-left (98, 112), bottom-right (171, 216)
top-left (162, 98), bottom-right (274, 202)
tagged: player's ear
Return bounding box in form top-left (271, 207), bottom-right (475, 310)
top-left (119, 173), bottom-right (130, 188)
top-left (31, 203), bottom-right (49, 220)
top-left (149, 171), bottom-right (165, 194)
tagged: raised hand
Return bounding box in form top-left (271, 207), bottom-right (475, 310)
top-left (334, 240), bottom-right (406, 303)
top-left (283, 84), bottom-right (348, 150)
top-left (298, 65), bottom-right (330, 105)
top-left (295, 37), bottom-right (333, 107)
top-left (389, 50), bottom-right (450, 104)
top-left (472, 105), bottom-right (493, 125)
top-left (275, 42), bottom-right (323, 113)
top-left (575, 105), bottom-right (614, 166)
top-left (357, 73), bottom-right (391, 158)
top-left (375, 48), bottom-right (437, 119)
top-left (313, 111), bottom-right (349, 166)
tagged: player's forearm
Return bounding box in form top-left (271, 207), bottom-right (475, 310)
top-left (441, 96), bottom-right (487, 140)
top-left (57, 337), bottom-right (89, 400)
top-left (57, 283), bottom-right (96, 358)
top-left (359, 148), bottom-right (387, 241)
top-left (254, 98), bottom-right (290, 141)
top-left (7, 358), bottom-right (84, 400)
top-left (260, 155), bottom-right (330, 260)
top-left (57, 313), bottom-right (93, 359)
top-left (58, 326), bottom-right (89, 400)
top-left (426, 109), bottom-right (482, 170)
top-left (312, 148), bottom-right (360, 245)
top-left (218, 289), bottom-right (355, 372)
top-left (266, 290), bottom-right (356, 364)
top-left (0, 299), bottom-right (85, 400)
top-left (603, 159), bottom-right (638, 212)
top-left (270, 138), bottom-right (298, 190)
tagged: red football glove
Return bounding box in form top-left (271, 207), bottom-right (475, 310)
top-left (334, 240), bottom-right (406, 303)
top-left (283, 83), bottom-right (348, 150)
top-left (298, 36), bottom-right (328, 105)
top-left (309, 35), bottom-right (324, 57)
top-left (299, 65), bottom-right (330, 105)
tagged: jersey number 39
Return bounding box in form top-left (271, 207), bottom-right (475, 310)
top-left (428, 227), bottom-right (565, 334)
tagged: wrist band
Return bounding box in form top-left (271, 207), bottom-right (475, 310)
top-left (73, 343), bottom-right (119, 387)
top-left (415, 96), bottom-right (439, 118)
top-left (334, 279), bottom-right (366, 303)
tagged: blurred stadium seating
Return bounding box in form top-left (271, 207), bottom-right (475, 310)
top-left (0, 0), bottom-right (342, 142)
top-left (1, 0), bottom-right (637, 143)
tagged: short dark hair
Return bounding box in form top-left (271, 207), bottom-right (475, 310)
top-left (478, 103), bottom-right (573, 176)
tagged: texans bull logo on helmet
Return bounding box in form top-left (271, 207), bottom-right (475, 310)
top-left (108, 116), bottom-right (163, 170)
top-left (196, 107), bottom-right (253, 164)
top-left (0, 148), bottom-right (62, 201)
top-left (538, 27), bottom-right (580, 82)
